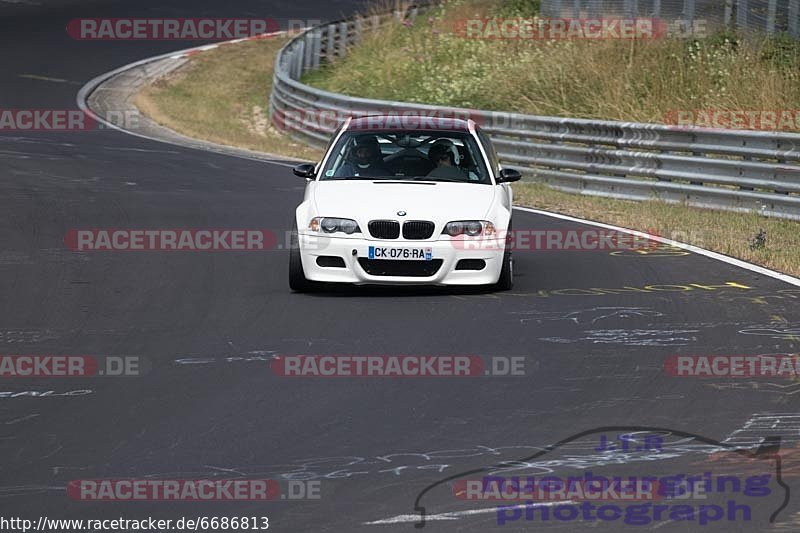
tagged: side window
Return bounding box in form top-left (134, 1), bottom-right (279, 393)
top-left (318, 124), bottom-right (345, 168)
top-left (475, 127), bottom-right (500, 175)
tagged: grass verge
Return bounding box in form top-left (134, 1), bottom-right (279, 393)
top-left (514, 183), bottom-right (800, 277)
top-left (134, 19), bottom-right (800, 278)
top-left (303, 0), bottom-right (800, 126)
top-left (135, 37), bottom-right (323, 161)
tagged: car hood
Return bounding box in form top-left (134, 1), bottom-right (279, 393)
top-left (311, 180), bottom-right (496, 228)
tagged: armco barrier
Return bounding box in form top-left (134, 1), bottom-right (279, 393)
top-left (268, 7), bottom-right (800, 220)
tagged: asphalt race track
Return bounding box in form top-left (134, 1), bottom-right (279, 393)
top-left (2, 1), bottom-right (800, 532)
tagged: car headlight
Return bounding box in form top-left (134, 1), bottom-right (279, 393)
top-left (309, 217), bottom-right (360, 235)
top-left (443, 220), bottom-right (495, 237)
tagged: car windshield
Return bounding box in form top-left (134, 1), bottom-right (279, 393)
top-left (319, 131), bottom-right (491, 184)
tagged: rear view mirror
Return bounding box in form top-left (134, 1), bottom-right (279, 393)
top-left (497, 168), bottom-right (522, 183)
top-left (293, 163), bottom-right (316, 179)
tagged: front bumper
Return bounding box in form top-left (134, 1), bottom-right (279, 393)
top-left (298, 233), bottom-right (505, 285)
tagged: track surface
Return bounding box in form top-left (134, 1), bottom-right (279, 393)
top-left (2, 1), bottom-right (800, 531)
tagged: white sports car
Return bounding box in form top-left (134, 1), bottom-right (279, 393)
top-left (289, 116), bottom-right (521, 291)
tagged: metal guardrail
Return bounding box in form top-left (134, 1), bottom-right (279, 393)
top-left (269, 8), bottom-right (800, 220)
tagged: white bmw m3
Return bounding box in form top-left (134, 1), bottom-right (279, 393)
top-left (289, 116), bottom-right (521, 292)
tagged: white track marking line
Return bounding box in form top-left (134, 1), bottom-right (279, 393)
top-left (513, 206), bottom-right (800, 288)
top-left (365, 501), bottom-right (569, 525)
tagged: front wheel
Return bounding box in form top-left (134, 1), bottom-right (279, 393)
top-left (494, 248), bottom-right (513, 291)
top-left (493, 222), bottom-right (513, 291)
top-left (288, 224), bottom-right (318, 292)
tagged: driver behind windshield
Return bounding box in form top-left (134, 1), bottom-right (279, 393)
top-left (334, 136), bottom-right (391, 177)
top-left (426, 139), bottom-right (468, 180)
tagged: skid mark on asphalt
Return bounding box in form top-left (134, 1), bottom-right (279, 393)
top-left (516, 395), bottom-right (685, 416)
top-left (102, 146), bottom-right (181, 154)
top-left (173, 350), bottom-right (278, 365)
top-left (707, 381), bottom-right (800, 395)
top-left (541, 329), bottom-right (698, 346)
top-left (0, 150), bottom-right (70, 160)
top-left (510, 306), bottom-right (664, 325)
top-left (0, 137), bottom-right (76, 148)
top-left (0, 330), bottom-right (58, 344)
top-left (364, 502), bottom-right (568, 525)
top-left (18, 74), bottom-right (78, 84)
top-left (739, 327), bottom-right (800, 339)
top-left (2, 414), bottom-right (39, 425)
top-left (0, 390), bottom-right (92, 399)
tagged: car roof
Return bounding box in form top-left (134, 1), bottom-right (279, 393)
top-left (345, 115), bottom-right (474, 133)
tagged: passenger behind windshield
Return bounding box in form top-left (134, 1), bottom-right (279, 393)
top-left (333, 136), bottom-right (391, 177)
top-left (426, 139), bottom-right (468, 181)
top-left (321, 131), bottom-right (490, 183)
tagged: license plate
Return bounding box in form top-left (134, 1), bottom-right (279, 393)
top-left (368, 246), bottom-right (432, 261)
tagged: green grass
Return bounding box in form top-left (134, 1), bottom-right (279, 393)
top-left (303, 0), bottom-right (800, 127)
top-left (513, 183), bottom-right (800, 276)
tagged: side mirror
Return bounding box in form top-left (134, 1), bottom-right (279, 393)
top-left (293, 163), bottom-right (316, 179)
top-left (497, 168), bottom-right (522, 183)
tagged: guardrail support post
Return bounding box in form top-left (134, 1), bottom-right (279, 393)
top-left (790, 0), bottom-right (800, 37)
top-left (682, 0), bottom-right (696, 32)
top-left (354, 16), bottom-right (362, 43)
top-left (338, 22), bottom-right (348, 58)
top-left (311, 29), bottom-right (321, 69)
top-left (766, 0), bottom-right (777, 33)
top-left (736, 0), bottom-right (748, 30)
top-left (588, 0), bottom-right (600, 17)
top-left (294, 43), bottom-right (304, 79)
top-left (623, 0), bottom-right (637, 18)
top-left (326, 24), bottom-right (336, 62)
top-left (724, 0), bottom-right (733, 28)
top-left (303, 32), bottom-right (314, 71)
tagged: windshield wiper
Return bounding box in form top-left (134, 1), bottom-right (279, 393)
top-left (411, 176), bottom-right (464, 182)
top-left (325, 176), bottom-right (390, 180)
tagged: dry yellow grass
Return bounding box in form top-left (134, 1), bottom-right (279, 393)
top-left (136, 37), bottom-right (323, 161)
top-left (513, 183), bottom-right (800, 277)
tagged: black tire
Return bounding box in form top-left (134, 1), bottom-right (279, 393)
top-left (494, 222), bottom-right (513, 291)
top-left (288, 224), bottom-right (317, 292)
